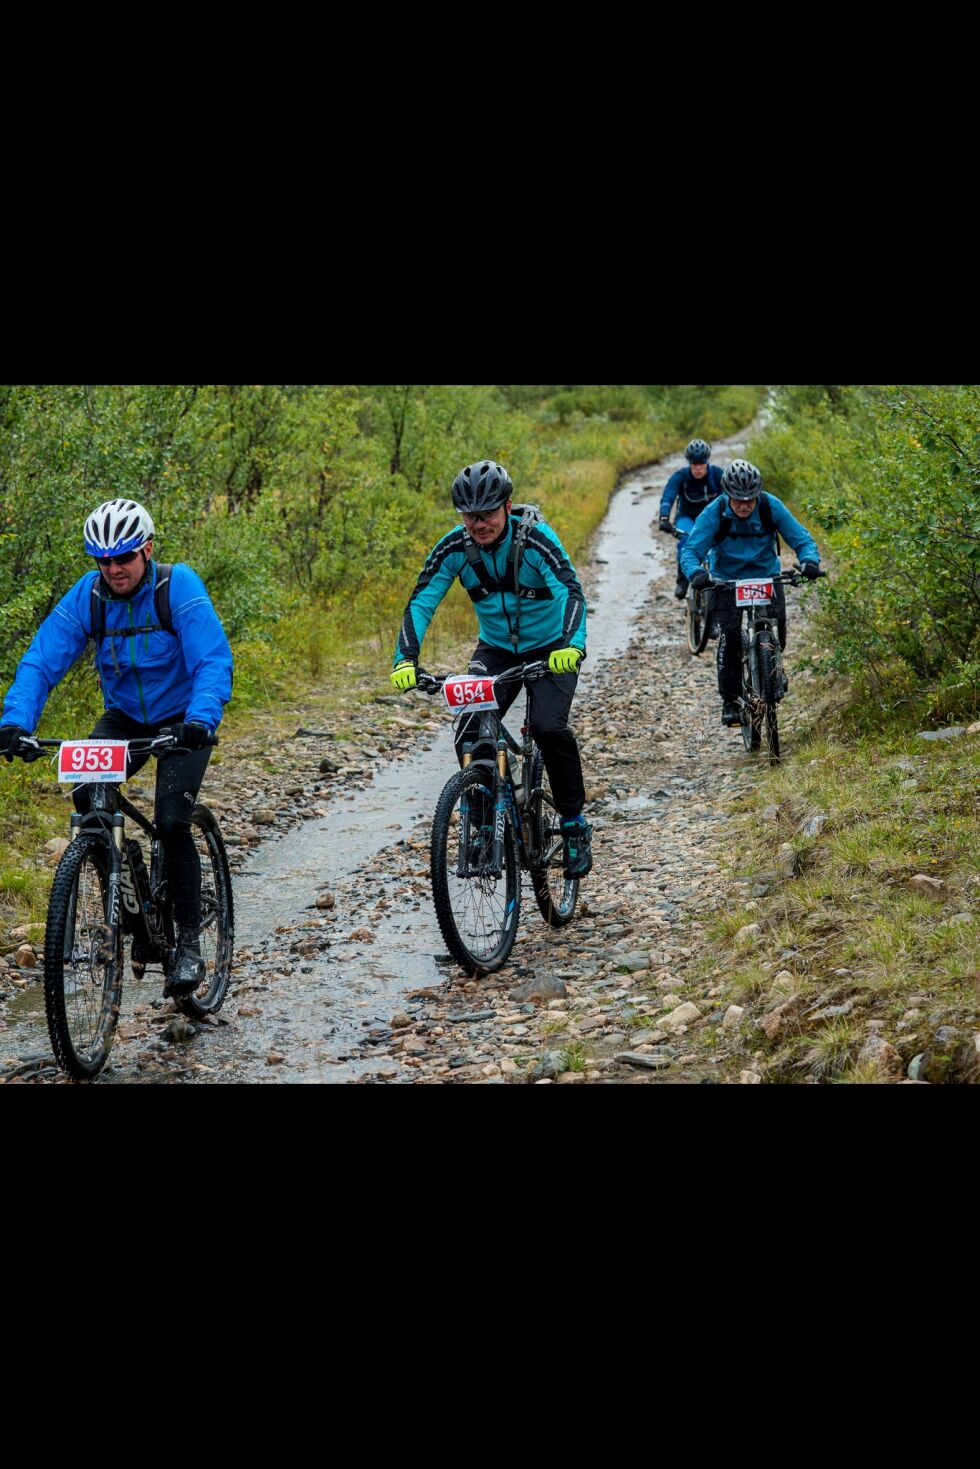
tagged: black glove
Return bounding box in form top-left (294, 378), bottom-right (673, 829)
top-left (659, 515), bottom-right (672, 533)
top-left (0, 724), bottom-right (33, 763)
top-left (689, 570), bottom-right (711, 591)
top-left (801, 561), bottom-right (821, 580)
top-left (159, 721), bottom-right (211, 750)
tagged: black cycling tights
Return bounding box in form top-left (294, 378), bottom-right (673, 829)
top-left (71, 710), bottom-right (212, 930)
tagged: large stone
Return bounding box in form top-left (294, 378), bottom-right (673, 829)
top-left (739, 1070), bottom-right (763, 1084)
top-left (613, 1051), bottom-right (674, 1070)
top-left (916, 727), bottom-right (967, 741)
top-left (529, 1049), bottom-right (566, 1081)
top-left (722, 1004), bottom-right (746, 1030)
top-left (800, 811), bottom-right (828, 838)
top-left (509, 974), bottom-right (567, 1004)
top-left (734, 923), bottom-right (761, 946)
top-left (661, 1001), bottom-right (702, 1034)
top-left (13, 943), bottom-right (36, 968)
top-left (908, 874), bottom-right (946, 897)
top-left (967, 722), bottom-right (980, 736)
top-left (857, 1033), bottom-right (904, 1082)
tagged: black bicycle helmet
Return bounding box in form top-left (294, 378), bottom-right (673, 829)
top-left (685, 438), bottom-right (711, 464)
top-left (721, 459), bottom-right (764, 500)
top-left (451, 460), bottom-right (513, 513)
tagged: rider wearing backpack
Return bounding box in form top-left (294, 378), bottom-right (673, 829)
top-left (0, 498), bottom-right (233, 995)
top-left (679, 460), bottom-right (821, 726)
top-left (658, 439), bottom-right (725, 600)
top-left (390, 460), bottom-right (593, 879)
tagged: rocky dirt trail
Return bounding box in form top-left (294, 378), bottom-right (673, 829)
top-left (3, 431), bottom-right (799, 1084)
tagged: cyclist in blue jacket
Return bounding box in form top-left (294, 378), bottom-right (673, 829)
top-left (659, 438), bottom-right (725, 599)
top-left (390, 460), bottom-right (592, 879)
top-left (679, 460), bottom-right (821, 727)
top-left (0, 498), bottom-right (234, 995)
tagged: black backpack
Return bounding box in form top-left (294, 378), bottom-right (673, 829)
top-left (88, 564), bottom-right (176, 674)
top-left (461, 506), bottom-right (551, 649)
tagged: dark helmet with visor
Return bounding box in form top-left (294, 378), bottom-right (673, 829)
top-left (721, 459), bottom-right (764, 500)
top-left (451, 461), bottom-right (513, 514)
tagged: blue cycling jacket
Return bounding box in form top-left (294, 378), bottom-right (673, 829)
top-left (1, 561), bottom-right (233, 735)
top-left (660, 464), bottom-right (725, 521)
top-left (679, 493), bottom-right (820, 582)
top-left (394, 516), bottom-right (586, 665)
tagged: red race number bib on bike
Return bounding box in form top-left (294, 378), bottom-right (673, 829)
top-left (442, 676), bottom-right (499, 712)
top-left (57, 740), bottom-right (129, 783)
top-left (735, 579), bottom-right (774, 606)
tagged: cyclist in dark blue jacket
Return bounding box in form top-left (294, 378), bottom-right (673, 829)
top-left (0, 498), bottom-right (234, 996)
top-left (390, 460), bottom-right (592, 879)
top-left (659, 439), bottom-right (725, 599)
top-left (680, 460), bottom-right (821, 726)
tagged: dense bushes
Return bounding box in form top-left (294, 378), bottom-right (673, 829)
top-left (0, 384), bottom-right (766, 707)
top-left (750, 386), bottom-right (980, 723)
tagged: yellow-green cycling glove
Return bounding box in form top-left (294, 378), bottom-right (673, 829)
top-left (390, 661), bottom-right (418, 692)
top-left (548, 648), bottom-right (582, 675)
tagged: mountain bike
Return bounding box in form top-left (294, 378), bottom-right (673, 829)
top-left (414, 662), bottom-right (579, 974)
top-left (664, 522), bottom-right (713, 654)
top-left (708, 566), bottom-right (827, 764)
top-left (8, 732), bottom-right (233, 1080)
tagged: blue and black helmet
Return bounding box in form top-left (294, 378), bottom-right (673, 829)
top-left (685, 439), bottom-right (711, 464)
top-left (451, 461), bottom-right (513, 514)
top-left (721, 459), bottom-right (764, 500)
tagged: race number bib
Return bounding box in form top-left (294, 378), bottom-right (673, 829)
top-left (735, 579), bottom-right (774, 606)
top-left (441, 676), bottom-right (499, 712)
top-left (57, 740), bottom-right (129, 783)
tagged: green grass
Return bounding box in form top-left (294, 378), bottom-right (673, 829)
top-left (701, 720), bottom-right (980, 1082)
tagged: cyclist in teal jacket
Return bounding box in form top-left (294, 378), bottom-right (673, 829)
top-left (680, 459), bottom-right (821, 725)
top-left (390, 460), bottom-right (592, 878)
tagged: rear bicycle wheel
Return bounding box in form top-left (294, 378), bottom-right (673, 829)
top-left (431, 764), bottom-right (521, 973)
top-left (757, 632), bottom-right (781, 764)
top-left (43, 833), bottom-right (123, 1081)
top-left (686, 586), bottom-right (711, 655)
top-left (527, 750), bottom-right (578, 926)
top-left (176, 805), bottom-right (235, 1018)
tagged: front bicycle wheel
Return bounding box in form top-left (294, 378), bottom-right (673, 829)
top-left (740, 629), bottom-right (761, 752)
top-left (177, 805), bottom-right (235, 1018)
top-left (686, 586), bottom-right (711, 655)
top-left (756, 632), bottom-right (781, 764)
top-left (43, 833), bottom-right (123, 1081)
top-left (527, 750), bottom-right (578, 926)
top-left (431, 764), bottom-right (521, 973)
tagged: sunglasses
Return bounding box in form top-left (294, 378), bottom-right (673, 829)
top-left (95, 550), bottom-right (141, 567)
top-left (461, 510), bottom-right (502, 525)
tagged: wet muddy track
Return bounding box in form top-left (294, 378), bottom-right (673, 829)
top-left (3, 427), bottom-right (793, 1083)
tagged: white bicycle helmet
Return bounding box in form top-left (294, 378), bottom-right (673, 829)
top-left (83, 499), bottom-right (155, 557)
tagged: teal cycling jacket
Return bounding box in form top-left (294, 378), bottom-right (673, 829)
top-left (394, 516), bottom-right (587, 665)
top-left (1, 562), bottom-right (233, 735)
top-left (679, 492), bottom-right (820, 582)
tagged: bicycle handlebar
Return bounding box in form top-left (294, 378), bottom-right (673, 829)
top-left (8, 732), bottom-right (219, 762)
top-left (705, 565), bottom-right (829, 590)
top-left (415, 659), bottom-right (559, 695)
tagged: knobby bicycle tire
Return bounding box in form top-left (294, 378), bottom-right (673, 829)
top-left (756, 632), bottom-right (781, 764)
top-left (430, 764), bottom-right (521, 973)
top-left (527, 750), bottom-right (578, 926)
top-left (176, 804), bottom-right (236, 1018)
top-left (43, 832), bottom-right (124, 1081)
top-left (686, 586), bottom-right (711, 656)
top-left (740, 629), bottom-right (762, 752)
